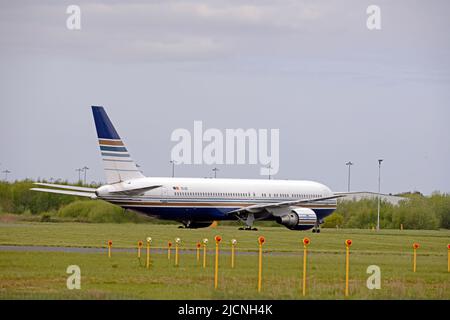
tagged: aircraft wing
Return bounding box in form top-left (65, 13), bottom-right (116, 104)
top-left (229, 194), bottom-right (345, 215)
top-left (31, 188), bottom-right (97, 198)
top-left (333, 191), bottom-right (373, 196)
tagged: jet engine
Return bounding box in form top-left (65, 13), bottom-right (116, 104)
top-left (275, 208), bottom-right (317, 230)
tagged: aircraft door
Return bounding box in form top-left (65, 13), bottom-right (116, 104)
top-left (161, 186), bottom-right (169, 203)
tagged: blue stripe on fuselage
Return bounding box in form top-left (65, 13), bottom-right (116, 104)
top-left (122, 206), bottom-right (335, 222)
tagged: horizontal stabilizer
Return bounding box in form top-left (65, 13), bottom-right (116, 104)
top-left (107, 185), bottom-right (162, 196)
top-left (31, 188), bottom-right (97, 199)
top-left (34, 183), bottom-right (96, 192)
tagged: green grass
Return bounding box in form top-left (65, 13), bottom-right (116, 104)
top-left (0, 222), bottom-right (449, 299)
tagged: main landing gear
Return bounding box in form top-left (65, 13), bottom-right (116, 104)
top-left (237, 213), bottom-right (258, 231)
top-left (312, 221), bottom-right (321, 233)
top-left (238, 226), bottom-right (258, 231)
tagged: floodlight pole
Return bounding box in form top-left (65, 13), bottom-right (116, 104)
top-left (267, 164), bottom-right (272, 180)
top-left (82, 166), bottom-right (89, 186)
top-left (76, 168), bottom-right (83, 183)
top-left (377, 159), bottom-right (383, 231)
top-left (2, 169), bottom-right (11, 181)
top-left (169, 160), bottom-right (177, 178)
top-left (346, 161), bottom-right (353, 192)
top-left (212, 167), bottom-right (219, 179)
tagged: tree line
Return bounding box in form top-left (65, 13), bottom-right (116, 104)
top-left (322, 193), bottom-right (450, 230)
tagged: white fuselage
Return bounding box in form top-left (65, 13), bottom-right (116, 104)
top-left (96, 177), bottom-right (337, 223)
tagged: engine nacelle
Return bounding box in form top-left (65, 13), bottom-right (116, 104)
top-left (275, 208), bottom-right (317, 230)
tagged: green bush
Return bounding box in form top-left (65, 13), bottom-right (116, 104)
top-left (0, 180), bottom-right (78, 214)
top-left (57, 200), bottom-right (143, 223)
top-left (429, 192), bottom-right (450, 229)
top-left (393, 196), bottom-right (439, 230)
top-left (321, 212), bottom-right (344, 228)
top-left (40, 214), bottom-right (52, 222)
top-left (323, 194), bottom-right (448, 230)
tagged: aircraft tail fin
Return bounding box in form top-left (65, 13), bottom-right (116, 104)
top-left (91, 106), bottom-right (145, 184)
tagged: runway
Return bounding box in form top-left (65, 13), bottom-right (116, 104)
top-left (0, 245), bottom-right (297, 256)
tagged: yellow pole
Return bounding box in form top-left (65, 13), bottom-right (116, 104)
top-left (413, 243), bottom-right (419, 273)
top-left (257, 236), bottom-right (265, 293)
top-left (146, 241), bottom-right (150, 269)
top-left (175, 238), bottom-right (181, 266)
top-left (196, 243), bottom-right (201, 263)
top-left (203, 239), bottom-right (208, 268)
top-left (108, 240), bottom-right (112, 258)
top-left (215, 243), bottom-right (219, 289)
top-left (302, 237), bottom-right (310, 297)
top-left (214, 236), bottom-right (222, 289)
top-left (344, 239), bottom-right (352, 297)
top-left (258, 243), bottom-right (262, 293)
top-left (303, 245), bottom-right (307, 296)
top-left (168, 242), bottom-right (172, 260)
top-left (447, 245), bottom-right (450, 273)
top-left (345, 246), bottom-right (349, 296)
top-left (137, 241), bottom-right (142, 259)
top-left (231, 239), bottom-right (237, 269)
top-left (203, 245), bottom-right (207, 268)
top-left (231, 245), bottom-right (235, 269)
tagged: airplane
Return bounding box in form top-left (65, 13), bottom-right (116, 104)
top-left (32, 106), bottom-right (348, 232)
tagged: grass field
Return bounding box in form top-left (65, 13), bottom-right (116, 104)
top-left (0, 222), bottom-right (449, 299)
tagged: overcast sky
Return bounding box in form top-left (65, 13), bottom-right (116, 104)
top-left (0, 0), bottom-right (449, 195)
